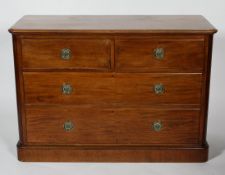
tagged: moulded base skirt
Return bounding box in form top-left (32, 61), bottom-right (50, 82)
top-left (17, 142), bottom-right (208, 162)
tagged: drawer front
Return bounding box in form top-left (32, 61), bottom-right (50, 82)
top-left (116, 39), bottom-right (204, 72)
top-left (115, 73), bottom-right (202, 105)
top-left (21, 39), bottom-right (112, 70)
top-left (23, 73), bottom-right (202, 105)
top-left (23, 73), bottom-right (115, 105)
top-left (26, 106), bottom-right (200, 145)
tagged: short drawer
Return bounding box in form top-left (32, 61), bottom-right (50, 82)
top-left (115, 38), bottom-right (204, 72)
top-left (21, 39), bottom-right (112, 70)
top-left (23, 73), bottom-right (202, 105)
top-left (26, 106), bottom-right (200, 145)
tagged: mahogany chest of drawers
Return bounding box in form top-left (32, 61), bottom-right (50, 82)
top-left (9, 15), bottom-right (217, 162)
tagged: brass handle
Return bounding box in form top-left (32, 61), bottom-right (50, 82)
top-left (152, 121), bottom-right (162, 132)
top-left (153, 48), bottom-right (164, 60)
top-left (61, 48), bottom-right (71, 60)
top-left (63, 121), bottom-right (74, 131)
top-left (154, 83), bottom-right (165, 94)
top-left (62, 83), bottom-right (73, 95)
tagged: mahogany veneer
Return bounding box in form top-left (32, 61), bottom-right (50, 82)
top-left (9, 15), bottom-right (217, 162)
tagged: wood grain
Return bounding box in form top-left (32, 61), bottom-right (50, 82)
top-left (17, 143), bottom-right (208, 162)
top-left (25, 106), bottom-right (200, 145)
top-left (21, 38), bottom-right (112, 70)
top-left (9, 15), bottom-right (217, 162)
top-left (116, 38), bottom-right (204, 72)
top-left (23, 72), bottom-right (202, 105)
top-left (9, 15), bottom-right (217, 34)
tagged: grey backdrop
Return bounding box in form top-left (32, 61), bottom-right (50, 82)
top-left (0, 0), bottom-right (224, 174)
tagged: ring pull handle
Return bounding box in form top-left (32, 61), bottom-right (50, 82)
top-left (62, 83), bottom-right (73, 95)
top-left (61, 48), bottom-right (72, 60)
top-left (63, 121), bottom-right (74, 131)
top-left (152, 121), bottom-right (162, 132)
top-left (153, 48), bottom-right (164, 60)
top-left (153, 83), bottom-right (165, 94)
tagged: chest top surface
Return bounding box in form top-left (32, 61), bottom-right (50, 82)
top-left (9, 15), bottom-right (217, 34)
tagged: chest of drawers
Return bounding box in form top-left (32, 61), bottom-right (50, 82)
top-left (9, 15), bottom-right (217, 162)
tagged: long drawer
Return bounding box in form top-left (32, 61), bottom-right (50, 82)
top-left (115, 38), bottom-right (204, 72)
top-left (21, 38), bottom-right (112, 70)
top-left (26, 106), bottom-right (200, 145)
top-left (23, 73), bottom-right (202, 105)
